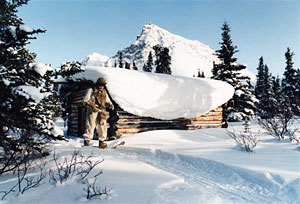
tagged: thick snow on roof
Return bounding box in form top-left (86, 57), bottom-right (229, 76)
top-left (73, 66), bottom-right (234, 120)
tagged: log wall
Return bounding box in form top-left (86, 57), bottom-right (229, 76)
top-left (67, 89), bottom-right (223, 137)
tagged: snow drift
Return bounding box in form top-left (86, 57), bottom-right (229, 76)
top-left (73, 66), bottom-right (234, 120)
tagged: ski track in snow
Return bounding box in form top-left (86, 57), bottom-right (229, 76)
top-left (117, 147), bottom-right (299, 204)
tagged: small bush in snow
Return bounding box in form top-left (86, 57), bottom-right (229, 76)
top-left (0, 158), bottom-right (46, 200)
top-left (83, 177), bottom-right (111, 200)
top-left (48, 150), bottom-right (110, 200)
top-left (49, 150), bottom-right (104, 184)
top-left (258, 96), bottom-right (299, 141)
top-left (227, 120), bottom-right (260, 153)
top-left (258, 117), bottom-right (298, 141)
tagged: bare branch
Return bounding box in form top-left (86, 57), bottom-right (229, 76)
top-left (227, 126), bottom-right (260, 153)
top-left (83, 177), bottom-right (111, 200)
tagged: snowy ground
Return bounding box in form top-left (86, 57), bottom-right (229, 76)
top-left (1, 119), bottom-right (299, 204)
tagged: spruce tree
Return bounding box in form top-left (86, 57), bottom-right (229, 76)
top-left (255, 57), bottom-right (265, 99)
top-left (233, 76), bottom-right (257, 119)
top-left (281, 47), bottom-right (299, 115)
top-left (0, 0), bottom-right (62, 174)
top-left (117, 51), bottom-right (123, 68)
top-left (259, 64), bottom-right (277, 118)
top-left (56, 61), bottom-right (83, 78)
top-left (197, 69), bottom-right (205, 78)
top-left (145, 51), bottom-right (153, 72)
top-left (212, 22), bottom-right (256, 122)
top-left (296, 69), bottom-right (300, 113)
top-left (272, 75), bottom-right (282, 103)
top-left (132, 60), bottom-right (138, 70)
top-left (254, 57), bottom-right (281, 118)
top-left (153, 45), bottom-right (172, 74)
top-left (142, 63), bottom-right (148, 72)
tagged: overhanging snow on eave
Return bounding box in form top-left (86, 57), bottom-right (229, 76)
top-left (72, 66), bottom-right (234, 120)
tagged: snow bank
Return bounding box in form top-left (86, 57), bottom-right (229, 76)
top-left (3, 120), bottom-right (299, 203)
top-left (73, 66), bottom-right (234, 120)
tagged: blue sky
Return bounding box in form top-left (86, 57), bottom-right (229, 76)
top-left (19, 0), bottom-right (299, 76)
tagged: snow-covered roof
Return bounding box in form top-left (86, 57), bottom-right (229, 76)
top-left (73, 66), bottom-right (234, 120)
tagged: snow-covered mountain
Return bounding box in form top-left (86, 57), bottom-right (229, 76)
top-left (108, 23), bottom-right (218, 77)
top-left (83, 23), bottom-right (256, 80)
top-left (82, 52), bottom-right (109, 66)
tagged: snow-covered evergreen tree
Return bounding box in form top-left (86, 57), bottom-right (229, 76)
top-left (56, 61), bottom-right (83, 78)
top-left (281, 47), bottom-right (299, 115)
top-left (212, 22), bottom-right (256, 121)
top-left (117, 51), bottom-right (123, 68)
top-left (142, 63), bottom-right (147, 72)
top-left (233, 75), bottom-right (257, 120)
top-left (132, 60), bottom-right (138, 70)
top-left (143, 51), bottom-right (153, 72)
top-left (254, 57), bottom-right (265, 99)
top-left (272, 75), bottom-right (282, 103)
top-left (0, 0), bottom-right (62, 174)
top-left (153, 44), bottom-right (172, 74)
top-left (296, 69), bottom-right (300, 113)
top-left (197, 69), bottom-right (205, 78)
top-left (256, 63), bottom-right (278, 118)
top-left (255, 57), bottom-right (278, 118)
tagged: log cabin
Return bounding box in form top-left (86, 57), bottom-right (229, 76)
top-left (64, 87), bottom-right (224, 137)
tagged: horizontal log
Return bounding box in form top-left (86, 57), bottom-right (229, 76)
top-left (117, 111), bottom-right (221, 118)
top-left (116, 122), bottom-right (182, 129)
top-left (210, 107), bottom-right (222, 112)
top-left (116, 126), bottom-right (187, 134)
top-left (73, 90), bottom-right (87, 96)
top-left (189, 121), bottom-right (222, 125)
top-left (73, 96), bottom-right (85, 102)
top-left (69, 131), bottom-right (79, 136)
top-left (187, 124), bottom-right (222, 130)
top-left (70, 115), bottom-right (79, 120)
top-left (68, 120), bottom-right (78, 125)
top-left (190, 116), bottom-right (222, 122)
top-left (66, 99), bottom-right (224, 135)
top-left (117, 109), bottom-right (221, 119)
top-left (117, 118), bottom-right (158, 123)
top-left (116, 124), bottom-right (222, 134)
top-left (70, 113), bottom-right (79, 118)
top-left (116, 121), bottom-right (221, 129)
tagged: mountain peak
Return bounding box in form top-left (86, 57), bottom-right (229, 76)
top-left (133, 23), bottom-right (173, 48)
top-left (83, 24), bottom-right (255, 80)
top-left (115, 23), bottom-right (219, 77)
top-left (141, 22), bottom-right (167, 34)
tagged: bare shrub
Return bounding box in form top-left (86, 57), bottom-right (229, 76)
top-left (83, 177), bottom-right (111, 200)
top-left (258, 117), bottom-right (298, 140)
top-left (48, 150), bottom-right (109, 199)
top-left (49, 150), bottom-right (104, 184)
top-left (227, 128), bottom-right (260, 153)
top-left (0, 159), bottom-right (46, 200)
top-left (49, 150), bottom-right (81, 184)
top-left (0, 131), bottom-right (48, 176)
